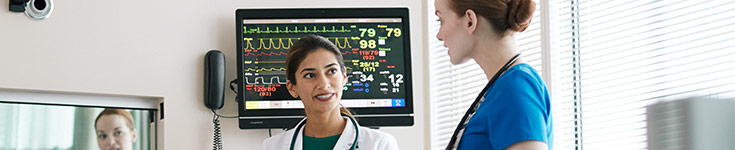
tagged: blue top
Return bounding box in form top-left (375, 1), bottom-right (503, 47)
top-left (457, 63), bottom-right (553, 150)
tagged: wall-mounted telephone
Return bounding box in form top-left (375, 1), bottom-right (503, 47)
top-left (204, 50), bottom-right (225, 110)
top-left (204, 50), bottom-right (225, 150)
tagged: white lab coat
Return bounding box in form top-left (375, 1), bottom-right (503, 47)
top-left (262, 117), bottom-right (399, 150)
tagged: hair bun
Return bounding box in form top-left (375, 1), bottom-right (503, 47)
top-left (506, 0), bottom-right (536, 32)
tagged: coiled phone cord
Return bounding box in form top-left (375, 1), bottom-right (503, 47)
top-left (210, 79), bottom-right (241, 150)
top-left (213, 111), bottom-right (223, 150)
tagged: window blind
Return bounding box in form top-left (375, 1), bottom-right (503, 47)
top-left (427, 1), bottom-right (544, 149)
top-left (557, 0), bottom-right (735, 149)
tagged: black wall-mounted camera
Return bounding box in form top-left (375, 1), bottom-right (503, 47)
top-left (8, 0), bottom-right (53, 20)
top-left (9, 0), bottom-right (29, 12)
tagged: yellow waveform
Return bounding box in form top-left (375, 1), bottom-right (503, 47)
top-left (244, 38), bottom-right (255, 49)
top-left (244, 67), bottom-right (287, 73)
top-left (255, 38), bottom-right (296, 50)
top-left (328, 37), bottom-right (352, 49)
top-left (345, 66), bottom-right (353, 72)
top-left (258, 38), bottom-right (271, 49)
top-left (245, 37), bottom-right (355, 50)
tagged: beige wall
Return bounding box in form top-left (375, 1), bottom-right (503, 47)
top-left (0, 0), bottom-right (428, 149)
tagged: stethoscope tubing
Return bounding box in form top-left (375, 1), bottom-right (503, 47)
top-left (290, 115), bottom-right (360, 150)
top-left (445, 54), bottom-right (521, 150)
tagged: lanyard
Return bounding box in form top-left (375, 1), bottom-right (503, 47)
top-left (290, 115), bottom-right (360, 150)
top-left (445, 53), bottom-right (521, 150)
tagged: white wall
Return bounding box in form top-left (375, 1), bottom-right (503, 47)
top-left (0, 0), bottom-right (428, 149)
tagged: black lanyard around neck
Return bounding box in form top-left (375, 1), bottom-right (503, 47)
top-left (445, 53), bottom-right (521, 150)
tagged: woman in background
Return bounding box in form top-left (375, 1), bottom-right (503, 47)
top-left (435, 0), bottom-right (553, 149)
top-left (95, 108), bottom-right (137, 150)
top-left (262, 35), bottom-right (399, 150)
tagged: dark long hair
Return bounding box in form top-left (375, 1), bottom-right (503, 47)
top-left (285, 34), bottom-right (354, 118)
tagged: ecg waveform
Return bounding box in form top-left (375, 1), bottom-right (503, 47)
top-left (243, 51), bottom-right (288, 56)
top-left (243, 66), bottom-right (354, 73)
top-left (244, 76), bottom-right (288, 85)
top-left (241, 38), bottom-right (295, 50)
top-left (243, 26), bottom-right (352, 34)
top-left (243, 37), bottom-right (355, 50)
top-left (242, 50), bottom-right (356, 57)
top-left (243, 67), bottom-right (287, 73)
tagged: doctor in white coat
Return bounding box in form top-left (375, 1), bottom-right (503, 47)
top-left (262, 35), bottom-right (399, 150)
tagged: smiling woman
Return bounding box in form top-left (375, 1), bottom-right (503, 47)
top-left (284, 34), bottom-right (353, 120)
top-left (0, 102), bottom-right (154, 150)
top-left (95, 109), bottom-right (137, 150)
top-left (261, 35), bottom-right (399, 150)
top-left (0, 88), bottom-right (157, 150)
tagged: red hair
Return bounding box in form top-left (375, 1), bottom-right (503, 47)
top-left (95, 108), bottom-right (135, 131)
top-left (448, 0), bottom-right (536, 35)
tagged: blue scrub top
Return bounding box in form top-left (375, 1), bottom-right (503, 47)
top-left (457, 63), bottom-right (553, 150)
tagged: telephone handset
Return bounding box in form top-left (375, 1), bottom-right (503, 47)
top-left (204, 50), bottom-right (225, 110)
top-left (204, 50), bottom-right (225, 150)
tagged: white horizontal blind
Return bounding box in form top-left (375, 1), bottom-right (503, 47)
top-left (428, 1), bottom-right (544, 149)
top-left (558, 0), bottom-right (735, 149)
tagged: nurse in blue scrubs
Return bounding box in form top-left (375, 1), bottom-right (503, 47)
top-left (434, 0), bottom-right (553, 149)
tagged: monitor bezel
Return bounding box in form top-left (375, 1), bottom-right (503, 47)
top-left (235, 8), bottom-right (414, 128)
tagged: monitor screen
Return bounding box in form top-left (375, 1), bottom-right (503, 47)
top-left (0, 102), bottom-right (157, 150)
top-left (236, 8), bottom-right (413, 129)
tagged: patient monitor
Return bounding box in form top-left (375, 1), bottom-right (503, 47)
top-left (235, 8), bottom-right (414, 129)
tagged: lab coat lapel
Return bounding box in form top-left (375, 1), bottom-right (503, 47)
top-left (333, 117), bottom-right (359, 150)
top-left (288, 118), bottom-right (307, 150)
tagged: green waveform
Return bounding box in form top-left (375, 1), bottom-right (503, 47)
top-left (244, 26), bottom-right (351, 34)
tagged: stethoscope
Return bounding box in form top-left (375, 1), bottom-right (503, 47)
top-left (445, 53), bottom-right (521, 150)
top-left (290, 115), bottom-right (360, 150)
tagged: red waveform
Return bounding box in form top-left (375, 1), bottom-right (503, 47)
top-left (243, 51), bottom-right (288, 56)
